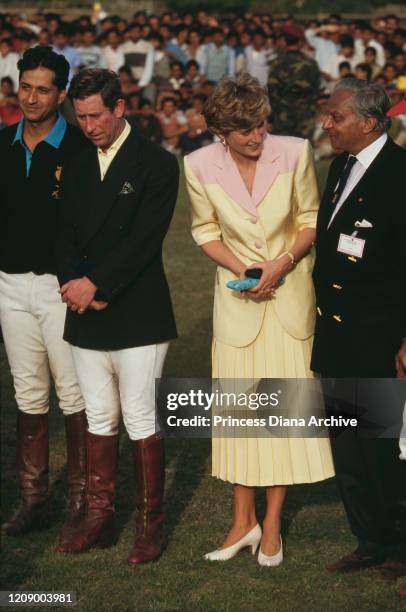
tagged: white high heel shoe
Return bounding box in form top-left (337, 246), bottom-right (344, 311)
top-left (204, 524), bottom-right (262, 561)
top-left (258, 536), bottom-right (283, 567)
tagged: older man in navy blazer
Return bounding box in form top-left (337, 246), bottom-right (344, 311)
top-left (312, 79), bottom-right (406, 572)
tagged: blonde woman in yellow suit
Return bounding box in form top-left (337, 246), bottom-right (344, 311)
top-left (185, 74), bottom-right (334, 566)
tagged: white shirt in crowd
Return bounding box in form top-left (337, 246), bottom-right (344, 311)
top-left (103, 45), bottom-right (125, 74)
top-left (119, 39), bottom-right (154, 87)
top-left (326, 50), bottom-right (363, 80)
top-left (77, 45), bottom-right (107, 69)
top-left (354, 38), bottom-right (386, 68)
top-left (182, 44), bottom-right (206, 73)
top-left (328, 132), bottom-right (388, 227)
top-left (0, 50), bottom-right (20, 90)
top-left (305, 28), bottom-right (339, 73)
top-left (243, 45), bottom-right (269, 85)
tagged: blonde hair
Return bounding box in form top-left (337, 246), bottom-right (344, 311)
top-left (202, 73), bottom-right (271, 136)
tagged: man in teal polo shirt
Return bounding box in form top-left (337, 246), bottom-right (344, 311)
top-left (0, 46), bottom-right (88, 548)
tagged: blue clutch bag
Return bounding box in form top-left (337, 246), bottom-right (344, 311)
top-left (226, 278), bottom-right (259, 291)
top-left (226, 277), bottom-right (285, 292)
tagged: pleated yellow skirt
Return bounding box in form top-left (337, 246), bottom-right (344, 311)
top-left (211, 303), bottom-right (335, 486)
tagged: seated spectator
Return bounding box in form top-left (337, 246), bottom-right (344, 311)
top-left (161, 24), bottom-right (187, 64)
top-left (384, 41), bottom-right (400, 63)
top-left (103, 28), bottom-right (124, 73)
top-left (0, 75), bottom-right (14, 101)
top-left (355, 62), bottom-right (372, 81)
top-left (364, 46), bottom-right (382, 79)
top-left (374, 73), bottom-right (388, 87)
top-left (168, 61), bottom-right (185, 90)
top-left (170, 24), bottom-right (189, 64)
top-left (243, 29), bottom-right (269, 85)
top-left (118, 65), bottom-right (138, 95)
top-left (201, 27), bottom-right (235, 82)
top-left (38, 28), bottom-right (51, 47)
top-left (0, 93), bottom-right (23, 127)
top-left (149, 32), bottom-right (171, 85)
top-left (305, 23), bottom-right (340, 74)
top-left (382, 62), bottom-right (399, 89)
top-left (354, 21), bottom-right (385, 67)
top-left (184, 59), bottom-right (203, 89)
top-left (393, 50), bottom-right (405, 76)
top-left (183, 28), bottom-right (205, 69)
top-left (77, 27), bottom-right (107, 68)
top-left (338, 60), bottom-right (352, 79)
top-left (156, 95), bottom-right (188, 155)
top-left (18, 31), bottom-right (38, 56)
top-left (179, 93), bottom-right (212, 154)
top-left (201, 79), bottom-right (216, 98)
top-left (53, 26), bottom-right (81, 83)
top-left (70, 25), bottom-right (82, 49)
top-left (125, 91), bottom-right (141, 117)
top-left (46, 15), bottom-right (62, 37)
top-left (326, 35), bottom-right (360, 81)
top-left (393, 27), bottom-right (406, 51)
top-left (120, 23), bottom-right (154, 87)
top-left (130, 98), bottom-right (163, 144)
top-left (178, 82), bottom-right (193, 110)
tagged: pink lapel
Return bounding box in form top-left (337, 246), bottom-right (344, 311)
top-left (214, 135), bottom-right (281, 217)
top-left (252, 136), bottom-right (281, 208)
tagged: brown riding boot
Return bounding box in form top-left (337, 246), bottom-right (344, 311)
top-left (56, 410), bottom-right (87, 548)
top-left (127, 433), bottom-right (165, 565)
top-left (55, 431), bottom-right (118, 553)
top-left (2, 411), bottom-right (49, 536)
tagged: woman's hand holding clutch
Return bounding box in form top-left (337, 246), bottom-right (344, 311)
top-left (244, 259), bottom-right (291, 300)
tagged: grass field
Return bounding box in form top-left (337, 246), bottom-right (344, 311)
top-left (1, 161), bottom-right (405, 611)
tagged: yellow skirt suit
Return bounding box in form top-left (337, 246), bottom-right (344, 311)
top-left (185, 134), bottom-right (334, 486)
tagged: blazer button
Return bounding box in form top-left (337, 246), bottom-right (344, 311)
top-left (83, 255), bottom-right (88, 260)
top-left (254, 241), bottom-right (262, 249)
top-left (250, 217), bottom-right (257, 224)
top-left (119, 225), bottom-right (124, 231)
top-left (357, 197), bottom-right (364, 203)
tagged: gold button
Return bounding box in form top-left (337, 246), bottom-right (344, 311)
top-left (333, 315), bottom-right (342, 323)
top-left (332, 283), bottom-right (342, 290)
top-left (317, 307), bottom-right (322, 316)
top-left (347, 256), bottom-right (357, 262)
top-left (357, 197), bottom-right (364, 203)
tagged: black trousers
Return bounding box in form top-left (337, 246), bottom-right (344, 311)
top-left (321, 377), bottom-right (406, 556)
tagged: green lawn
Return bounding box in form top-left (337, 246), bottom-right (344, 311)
top-left (1, 161), bottom-right (404, 611)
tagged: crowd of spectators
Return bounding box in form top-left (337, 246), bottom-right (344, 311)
top-left (0, 9), bottom-right (405, 156)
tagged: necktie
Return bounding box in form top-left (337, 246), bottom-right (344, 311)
top-left (331, 155), bottom-right (357, 205)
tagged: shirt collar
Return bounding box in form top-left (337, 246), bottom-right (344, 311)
top-left (97, 120), bottom-right (131, 157)
top-left (355, 132), bottom-right (388, 170)
top-left (12, 113), bottom-right (67, 149)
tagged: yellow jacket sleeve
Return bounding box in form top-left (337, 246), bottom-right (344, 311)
top-left (184, 157), bottom-right (222, 246)
top-left (293, 139), bottom-right (320, 231)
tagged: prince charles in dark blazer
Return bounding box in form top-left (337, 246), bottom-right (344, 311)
top-left (56, 69), bottom-right (178, 564)
top-left (311, 78), bottom-right (406, 573)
